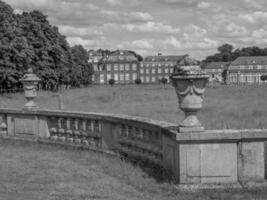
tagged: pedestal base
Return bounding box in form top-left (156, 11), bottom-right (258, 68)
top-left (178, 126), bottom-right (204, 133)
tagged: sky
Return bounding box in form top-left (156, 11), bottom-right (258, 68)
top-left (4, 0), bottom-right (267, 59)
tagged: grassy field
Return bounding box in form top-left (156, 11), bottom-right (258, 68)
top-left (1, 139), bottom-right (267, 200)
top-left (1, 84), bottom-right (267, 129)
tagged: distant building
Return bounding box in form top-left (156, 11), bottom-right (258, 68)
top-left (90, 50), bottom-right (139, 84)
top-left (140, 54), bottom-right (187, 84)
top-left (204, 62), bottom-right (229, 85)
top-left (227, 56), bottom-right (267, 84)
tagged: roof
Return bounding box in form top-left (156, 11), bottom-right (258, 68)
top-left (205, 62), bottom-right (230, 70)
top-left (143, 55), bottom-right (186, 62)
top-left (230, 56), bottom-right (267, 66)
top-left (106, 50), bottom-right (137, 62)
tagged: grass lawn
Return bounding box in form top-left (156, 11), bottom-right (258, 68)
top-left (1, 139), bottom-right (267, 200)
top-left (1, 84), bottom-right (267, 129)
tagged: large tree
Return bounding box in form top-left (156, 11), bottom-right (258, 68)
top-left (0, 0), bottom-right (93, 91)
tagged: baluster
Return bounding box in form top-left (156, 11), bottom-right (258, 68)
top-left (0, 115), bottom-right (7, 136)
top-left (127, 126), bottom-right (131, 138)
top-left (58, 118), bottom-right (66, 142)
top-left (135, 127), bottom-right (139, 140)
top-left (74, 118), bottom-right (81, 144)
top-left (50, 117), bottom-right (58, 141)
top-left (66, 118), bottom-right (73, 143)
top-left (82, 120), bottom-right (89, 145)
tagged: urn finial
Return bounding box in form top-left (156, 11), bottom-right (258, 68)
top-left (170, 55), bottom-right (209, 133)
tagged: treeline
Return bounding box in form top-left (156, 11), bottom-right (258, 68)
top-left (203, 43), bottom-right (267, 64)
top-left (0, 1), bottom-right (93, 92)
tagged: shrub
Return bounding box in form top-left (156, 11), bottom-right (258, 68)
top-left (261, 74), bottom-right (267, 81)
top-left (135, 78), bottom-right (141, 85)
top-left (108, 79), bottom-right (115, 86)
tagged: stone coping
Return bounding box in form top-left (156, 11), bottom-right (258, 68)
top-left (0, 108), bottom-right (177, 129)
top-left (173, 129), bottom-right (267, 142)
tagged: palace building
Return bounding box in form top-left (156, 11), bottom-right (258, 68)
top-left (227, 56), bottom-right (267, 84)
top-left (90, 50), bottom-right (139, 84)
top-left (140, 54), bottom-right (187, 84)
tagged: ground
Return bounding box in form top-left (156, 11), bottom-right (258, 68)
top-left (1, 84), bottom-right (267, 199)
top-left (1, 84), bottom-right (267, 129)
top-left (1, 139), bottom-right (267, 200)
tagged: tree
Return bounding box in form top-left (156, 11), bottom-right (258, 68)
top-left (135, 78), bottom-right (141, 85)
top-left (108, 79), bottom-right (115, 86)
top-left (0, 0), bottom-right (93, 92)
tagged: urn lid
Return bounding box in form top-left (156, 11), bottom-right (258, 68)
top-left (172, 56), bottom-right (207, 77)
top-left (20, 68), bottom-right (41, 83)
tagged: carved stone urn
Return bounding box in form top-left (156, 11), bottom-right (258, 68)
top-left (170, 57), bottom-right (209, 133)
top-left (20, 68), bottom-right (41, 110)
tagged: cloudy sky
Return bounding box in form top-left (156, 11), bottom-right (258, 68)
top-left (5, 0), bottom-right (267, 59)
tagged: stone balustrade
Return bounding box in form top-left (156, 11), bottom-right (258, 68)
top-left (1, 69), bottom-right (267, 186)
top-left (0, 109), bottom-right (176, 167)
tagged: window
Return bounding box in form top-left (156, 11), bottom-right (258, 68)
top-left (107, 64), bottom-right (111, 71)
top-left (146, 64), bottom-right (149, 67)
top-left (120, 64), bottom-right (124, 71)
top-left (257, 65), bottom-right (262, 70)
top-left (140, 77), bottom-right (144, 82)
top-left (146, 69), bottom-right (150, 74)
top-left (140, 63), bottom-right (144, 68)
top-left (114, 64), bottom-right (118, 71)
top-left (120, 74), bottom-right (124, 81)
top-left (125, 64), bottom-right (130, 71)
top-left (132, 73), bottom-right (137, 81)
top-left (240, 65), bottom-right (245, 70)
top-left (114, 74), bottom-right (118, 81)
top-left (100, 74), bottom-right (105, 84)
top-left (158, 75), bottom-right (162, 80)
top-left (140, 69), bottom-right (144, 74)
top-left (165, 68), bottom-right (168, 73)
top-left (169, 68), bottom-right (173, 73)
top-left (158, 63), bottom-right (161, 67)
top-left (152, 63), bottom-right (155, 67)
top-left (125, 73), bottom-right (130, 81)
top-left (247, 73), bottom-right (254, 83)
top-left (158, 68), bottom-right (162, 73)
top-left (152, 69), bottom-right (156, 74)
top-left (107, 74), bottom-right (112, 80)
top-left (248, 65), bottom-right (253, 70)
top-left (132, 63), bottom-right (137, 71)
top-left (151, 77), bottom-right (156, 82)
top-left (146, 76), bottom-right (150, 83)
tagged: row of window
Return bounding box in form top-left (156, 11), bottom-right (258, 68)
top-left (99, 73), bottom-right (137, 83)
top-left (140, 76), bottom-right (170, 83)
top-left (140, 63), bottom-right (175, 68)
top-left (229, 73), bottom-right (263, 83)
top-left (106, 63), bottom-right (137, 71)
top-left (205, 69), bottom-right (224, 73)
top-left (230, 65), bottom-right (267, 70)
top-left (140, 68), bottom-right (173, 74)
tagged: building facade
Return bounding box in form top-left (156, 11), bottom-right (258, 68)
top-left (204, 62), bottom-right (229, 85)
top-left (140, 54), bottom-right (186, 84)
top-left (227, 56), bottom-right (267, 84)
top-left (90, 50), bottom-right (139, 84)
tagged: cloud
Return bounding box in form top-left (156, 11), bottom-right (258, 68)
top-left (197, 2), bottom-right (211, 9)
top-left (123, 21), bottom-right (180, 34)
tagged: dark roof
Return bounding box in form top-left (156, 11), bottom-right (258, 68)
top-left (230, 56), bottom-right (267, 66)
top-left (143, 55), bottom-right (186, 62)
top-left (205, 62), bottom-right (230, 70)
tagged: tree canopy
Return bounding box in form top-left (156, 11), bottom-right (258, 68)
top-left (203, 43), bottom-right (267, 64)
top-left (0, 0), bottom-right (93, 91)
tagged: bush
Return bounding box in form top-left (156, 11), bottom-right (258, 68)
top-left (108, 79), bottom-right (115, 86)
top-left (261, 74), bottom-right (267, 81)
top-left (135, 78), bottom-right (141, 85)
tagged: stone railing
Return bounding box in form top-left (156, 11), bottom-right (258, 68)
top-left (0, 109), bottom-right (177, 167)
top-left (1, 67), bottom-right (267, 186)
